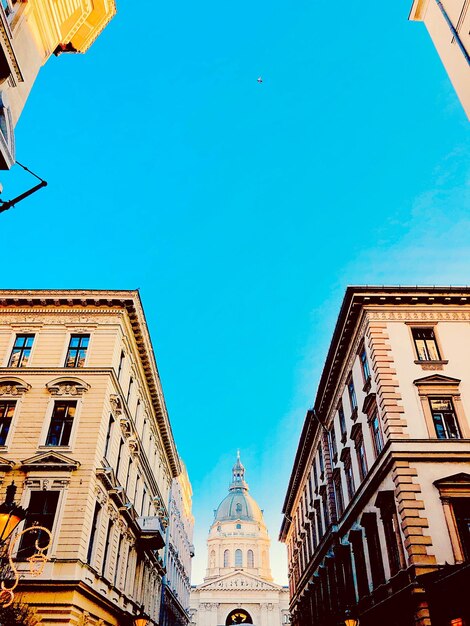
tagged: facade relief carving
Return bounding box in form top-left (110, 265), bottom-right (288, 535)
top-left (46, 378), bottom-right (90, 396)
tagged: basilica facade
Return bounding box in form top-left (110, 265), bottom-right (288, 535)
top-left (190, 455), bottom-right (289, 626)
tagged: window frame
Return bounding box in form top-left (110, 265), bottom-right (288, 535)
top-left (434, 474), bottom-right (470, 564)
top-left (347, 375), bottom-right (358, 413)
top-left (338, 400), bottom-right (347, 444)
top-left (7, 333), bottom-right (35, 368)
top-left (429, 397), bottom-right (462, 440)
top-left (359, 344), bottom-right (371, 387)
top-left (414, 376), bottom-right (470, 439)
top-left (0, 399), bottom-right (16, 447)
top-left (64, 333), bottom-right (90, 368)
top-left (410, 325), bottom-right (442, 362)
top-left (44, 399), bottom-right (78, 448)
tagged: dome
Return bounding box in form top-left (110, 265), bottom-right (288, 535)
top-left (212, 453), bottom-right (265, 523)
top-left (214, 490), bottom-right (264, 523)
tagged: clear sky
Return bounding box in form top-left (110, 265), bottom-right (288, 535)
top-left (2, 0), bottom-right (469, 585)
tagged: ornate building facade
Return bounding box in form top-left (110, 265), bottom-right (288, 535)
top-left (0, 0), bottom-right (116, 169)
top-left (0, 289), bottom-right (183, 625)
top-left (190, 456), bottom-right (289, 626)
top-left (409, 0), bottom-right (470, 118)
top-left (280, 286), bottom-right (470, 626)
top-left (161, 462), bottom-right (195, 626)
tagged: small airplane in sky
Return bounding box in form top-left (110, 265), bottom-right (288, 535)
top-left (257, 76), bottom-right (263, 83)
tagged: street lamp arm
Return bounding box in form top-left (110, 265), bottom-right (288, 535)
top-left (0, 180), bottom-right (48, 214)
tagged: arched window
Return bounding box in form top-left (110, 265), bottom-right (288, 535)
top-left (235, 549), bottom-right (243, 566)
top-left (247, 549), bottom-right (254, 567)
top-left (236, 523), bottom-right (241, 529)
top-left (224, 549), bottom-right (230, 567)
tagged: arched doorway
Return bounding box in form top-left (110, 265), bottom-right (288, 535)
top-left (225, 608), bottom-right (253, 624)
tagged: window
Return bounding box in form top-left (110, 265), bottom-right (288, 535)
top-left (354, 431), bottom-right (368, 482)
top-left (342, 450), bottom-right (355, 500)
top-left (126, 377), bottom-right (133, 404)
top-left (412, 327), bottom-right (441, 361)
top-left (18, 491), bottom-right (59, 560)
top-left (65, 334), bottom-right (89, 368)
top-left (104, 414), bottom-right (114, 459)
top-left (370, 410), bottom-right (384, 456)
top-left (45, 401), bottom-right (76, 446)
top-left (247, 549), bottom-right (254, 567)
top-left (360, 346), bottom-right (370, 382)
top-left (318, 446), bottom-right (324, 477)
top-left (117, 350), bottom-right (125, 380)
top-left (314, 500), bottom-right (323, 538)
top-left (430, 398), bottom-right (461, 439)
top-left (347, 376), bottom-right (357, 412)
top-left (362, 512), bottom-right (385, 588)
top-left (87, 502), bottom-right (101, 564)
top-left (8, 334), bottom-right (34, 367)
top-left (338, 400), bottom-right (347, 442)
top-left (321, 487), bottom-right (330, 529)
top-left (329, 426), bottom-right (337, 463)
top-left (235, 548), bottom-right (243, 566)
top-left (0, 401), bottom-right (14, 446)
top-left (224, 549), bottom-right (230, 567)
top-left (102, 519), bottom-right (114, 576)
top-left (350, 529), bottom-right (369, 598)
top-left (452, 498), bottom-right (470, 561)
top-left (333, 471), bottom-right (344, 518)
top-left (376, 491), bottom-right (405, 577)
top-left (236, 523), bottom-right (241, 529)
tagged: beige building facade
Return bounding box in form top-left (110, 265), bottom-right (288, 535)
top-left (409, 0), bottom-right (470, 118)
top-left (0, 0), bottom-right (116, 168)
top-left (0, 289), bottom-right (182, 625)
top-left (190, 456), bottom-right (289, 626)
top-left (280, 286), bottom-right (470, 626)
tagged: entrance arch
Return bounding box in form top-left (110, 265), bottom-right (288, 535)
top-left (225, 608), bottom-right (253, 624)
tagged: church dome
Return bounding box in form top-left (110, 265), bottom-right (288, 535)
top-left (214, 490), bottom-right (264, 522)
top-left (213, 453), bottom-right (265, 523)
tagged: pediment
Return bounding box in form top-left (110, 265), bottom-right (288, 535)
top-left (46, 377), bottom-right (90, 396)
top-left (413, 374), bottom-right (461, 386)
top-left (0, 377), bottom-right (31, 396)
top-left (434, 473), bottom-right (470, 487)
top-left (0, 455), bottom-right (13, 471)
top-left (21, 451), bottom-right (80, 471)
top-left (197, 570), bottom-right (283, 592)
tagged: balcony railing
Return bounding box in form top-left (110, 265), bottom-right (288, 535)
top-left (137, 516), bottom-right (166, 550)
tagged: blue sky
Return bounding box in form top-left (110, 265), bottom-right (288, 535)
top-left (2, 0), bottom-right (470, 584)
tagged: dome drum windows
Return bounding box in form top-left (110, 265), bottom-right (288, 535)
top-left (235, 549), bottom-right (242, 567)
top-left (224, 549), bottom-right (230, 567)
top-left (247, 549), bottom-right (254, 568)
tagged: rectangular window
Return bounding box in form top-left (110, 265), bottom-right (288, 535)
top-left (412, 327), bottom-right (441, 361)
top-left (338, 401), bottom-right (347, 441)
top-left (46, 401), bottom-right (77, 446)
top-left (321, 489), bottom-right (330, 529)
top-left (348, 376), bottom-right (357, 411)
top-left (370, 411), bottom-right (384, 456)
top-left (117, 350), bottom-right (125, 380)
top-left (343, 453), bottom-right (355, 500)
top-left (360, 346), bottom-right (370, 382)
top-left (350, 530), bottom-right (369, 598)
top-left (362, 512), bottom-right (385, 588)
top-left (333, 471), bottom-right (344, 518)
top-left (87, 502), bottom-right (101, 564)
top-left (18, 491), bottom-right (59, 560)
top-left (453, 498), bottom-right (470, 561)
top-left (329, 426), bottom-right (337, 462)
top-left (8, 334), bottom-right (34, 367)
top-left (430, 398), bottom-right (461, 439)
top-left (318, 446), bottom-right (324, 477)
top-left (104, 414), bottom-right (114, 459)
top-left (355, 434), bottom-right (368, 482)
top-left (102, 519), bottom-right (114, 576)
top-left (65, 334), bottom-right (89, 368)
top-left (0, 401), bottom-right (15, 446)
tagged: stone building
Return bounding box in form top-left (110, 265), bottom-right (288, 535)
top-left (161, 461), bottom-right (195, 626)
top-left (0, 289), bottom-right (182, 625)
top-left (409, 0), bottom-right (470, 118)
top-left (280, 286), bottom-right (470, 626)
top-left (0, 0), bottom-right (116, 169)
top-left (190, 455), bottom-right (289, 626)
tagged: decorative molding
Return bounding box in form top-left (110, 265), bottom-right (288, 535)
top-left (368, 310), bottom-right (470, 322)
top-left (21, 451), bottom-right (80, 472)
top-left (46, 377), bottom-right (90, 396)
top-left (0, 377), bottom-right (30, 396)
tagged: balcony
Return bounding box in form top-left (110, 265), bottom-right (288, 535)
top-left (137, 516), bottom-right (166, 550)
